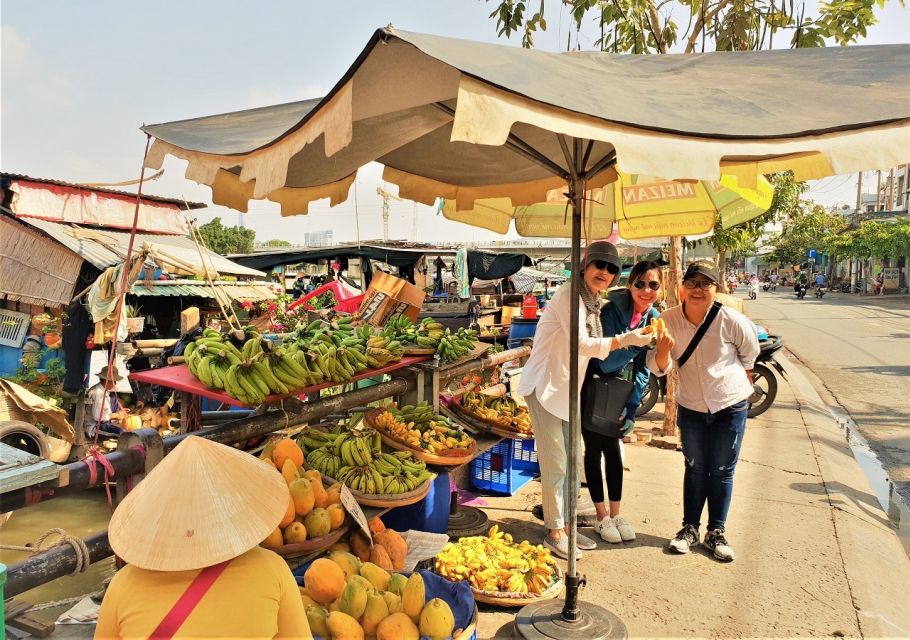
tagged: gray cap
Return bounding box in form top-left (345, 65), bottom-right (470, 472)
top-left (682, 261), bottom-right (719, 283)
top-left (582, 240), bottom-right (622, 272)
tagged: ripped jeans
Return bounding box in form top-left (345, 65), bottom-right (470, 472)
top-left (677, 400), bottom-right (748, 531)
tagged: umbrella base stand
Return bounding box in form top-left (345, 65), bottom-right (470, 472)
top-left (447, 505), bottom-right (489, 538)
top-left (515, 599), bottom-right (628, 640)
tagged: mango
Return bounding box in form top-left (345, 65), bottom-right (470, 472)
top-left (401, 572), bottom-right (425, 623)
top-left (370, 544), bottom-right (394, 571)
top-left (326, 611), bottom-right (365, 640)
top-left (305, 604), bottom-right (330, 639)
top-left (273, 438), bottom-right (304, 470)
top-left (360, 561), bottom-right (391, 592)
top-left (303, 507), bottom-right (332, 539)
top-left (303, 558), bottom-right (346, 604)
top-left (328, 550), bottom-right (362, 579)
top-left (289, 477), bottom-right (315, 517)
top-left (418, 598), bottom-right (455, 640)
top-left (261, 527), bottom-right (283, 548)
top-left (339, 580), bottom-right (369, 619)
top-left (327, 503), bottom-right (345, 530)
top-left (382, 591), bottom-right (402, 614)
top-left (361, 593), bottom-right (390, 636)
top-left (325, 482), bottom-right (343, 505)
top-left (387, 573), bottom-right (408, 597)
top-left (281, 458), bottom-right (300, 486)
top-left (304, 469), bottom-right (329, 509)
top-left (376, 612), bottom-right (419, 640)
top-left (283, 521), bottom-right (307, 544)
top-left (279, 495), bottom-right (295, 528)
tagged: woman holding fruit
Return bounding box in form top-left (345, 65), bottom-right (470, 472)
top-left (517, 241), bottom-right (654, 560)
top-left (584, 260), bottom-right (664, 544)
top-left (96, 436), bottom-right (311, 639)
top-left (647, 262), bottom-right (759, 562)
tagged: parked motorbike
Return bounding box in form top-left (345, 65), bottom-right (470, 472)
top-left (636, 331), bottom-right (785, 419)
top-left (815, 285), bottom-right (826, 299)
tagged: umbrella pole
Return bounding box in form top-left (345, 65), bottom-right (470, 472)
top-left (515, 149), bottom-right (628, 640)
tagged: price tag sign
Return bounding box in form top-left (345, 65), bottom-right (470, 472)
top-left (340, 484), bottom-right (372, 544)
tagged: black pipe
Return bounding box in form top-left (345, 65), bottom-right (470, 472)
top-left (5, 531), bottom-right (112, 599)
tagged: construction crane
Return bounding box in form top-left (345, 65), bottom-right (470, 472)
top-left (376, 186), bottom-right (403, 242)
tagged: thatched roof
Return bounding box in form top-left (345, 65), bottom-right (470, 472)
top-left (0, 214), bottom-right (83, 308)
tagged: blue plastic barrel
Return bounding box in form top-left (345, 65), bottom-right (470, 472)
top-left (507, 317), bottom-right (539, 349)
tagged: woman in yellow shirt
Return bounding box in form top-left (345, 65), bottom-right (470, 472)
top-left (95, 436), bottom-right (311, 639)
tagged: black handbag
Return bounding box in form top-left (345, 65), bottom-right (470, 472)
top-left (581, 367), bottom-right (635, 438)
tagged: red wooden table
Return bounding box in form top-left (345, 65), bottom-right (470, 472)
top-left (129, 355), bottom-right (431, 409)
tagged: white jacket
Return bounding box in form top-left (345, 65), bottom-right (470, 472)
top-left (517, 283), bottom-right (614, 421)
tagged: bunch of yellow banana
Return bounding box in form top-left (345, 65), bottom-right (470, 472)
top-left (461, 392), bottom-right (533, 435)
top-left (370, 408), bottom-right (422, 448)
top-left (434, 525), bottom-right (557, 595)
top-left (387, 402), bottom-right (475, 453)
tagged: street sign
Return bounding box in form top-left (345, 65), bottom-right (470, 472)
top-left (807, 249), bottom-right (817, 259)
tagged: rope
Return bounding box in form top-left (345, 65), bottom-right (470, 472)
top-left (0, 528), bottom-right (92, 573)
top-left (25, 588), bottom-right (107, 613)
top-left (83, 446), bottom-right (117, 510)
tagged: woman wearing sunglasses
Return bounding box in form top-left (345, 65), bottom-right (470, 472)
top-left (584, 260), bottom-right (664, 544)
top-left (518, 241), bottom-right (653, 560)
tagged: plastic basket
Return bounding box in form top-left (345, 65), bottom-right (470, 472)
top-left (470, 438), bottom-right (539, 496)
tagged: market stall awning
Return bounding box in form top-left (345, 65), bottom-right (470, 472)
top-left (129, 281), bottom-right (277, 301)
top-left (143, 29), bottom-right (909, 217)
top-left (17, 216), bottom-right (265, 278)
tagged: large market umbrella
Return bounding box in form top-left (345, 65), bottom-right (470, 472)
top-left (441, 171), bottom-right (774, 239)
top-left (141, 28), bottom-right (910, 638)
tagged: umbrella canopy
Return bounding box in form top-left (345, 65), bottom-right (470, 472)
top-left (142, 28), bottom-right (908, 216)
top-left (441, 172), bottom-right (774, 239)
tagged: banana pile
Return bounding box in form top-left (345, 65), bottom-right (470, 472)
top-left (371, 402), bottom-right (475, 454)
top-left (460, 392), bottom-right (532, 435)
top-left (301, 428), bottom-right (433, 495)
top-left (434, 525), bottom-right (558, 595)
top-left (185, 328), bottom-right (314, 405)
top-left (384, 316), bottom-right (479, 362)
top-left (291, 317), bottom-right (404, 375)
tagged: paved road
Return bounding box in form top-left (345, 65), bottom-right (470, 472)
top-left (741, 288), bottom-right (910, 502)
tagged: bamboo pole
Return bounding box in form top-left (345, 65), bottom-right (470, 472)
top-left (662, 236), bottom-right (684, 437)
top-left (133, 338), bottom-right (178, 349)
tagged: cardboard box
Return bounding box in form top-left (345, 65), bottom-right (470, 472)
top-left (355, 271), bottom-right (426, 327)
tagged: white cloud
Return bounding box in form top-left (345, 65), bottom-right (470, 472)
top-left (1, 25), bottom-right (30, 73)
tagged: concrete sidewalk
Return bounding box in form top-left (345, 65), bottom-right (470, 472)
top-left (475, 350), bottom-right (910, 639)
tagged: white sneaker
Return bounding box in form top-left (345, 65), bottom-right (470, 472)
top-left (612, 515), bottom-right (636, 542)
top-left (594, 516), bottom-right (622, 543)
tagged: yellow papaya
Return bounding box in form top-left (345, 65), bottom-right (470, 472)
top-left (360, 561), bottom-right (391, 592)
top-left (273, 438), bottom-right (303, 470)
top-left (387, 573), bottom-right (408, 597)
top-left (325, 482), bottom-right (343, 505)
top-left (328, 550), bottom-right (362, 579)
top-left (327, 503), bottom-right (346, 530)
top-left (326, 610), bottom-right (365, 640)
top-left (376, 611), bottom-right (419, 640)
top-left (418, 598), bottom-right (455, 640)
top-left (303, 507), bottom-right (332, 538)
top-left (361, 593), bottom-right (390, 636)
top-left (303, 558), bottom-right (346, 604)
top-left (304, 469), bottom-right (329, 509)
top-left (401, 572), bottom-right (425, 623)
top-left (383, 591), bottom-right (402, 614)
top-left (281, 458), bottom-right (299, 486)
top-left (289, 476), bottom-right (315, 517)
top-left (261, 527), bottom-right (283, 548)
top-left (282, 521), bottom-right (307, 544)
top-left (305, 604), bottom-right (330, 639)
top-left (339, 580), bottom-right (369, 619)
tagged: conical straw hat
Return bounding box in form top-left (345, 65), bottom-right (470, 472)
top-left (109, 435), bottom-right (289, 571)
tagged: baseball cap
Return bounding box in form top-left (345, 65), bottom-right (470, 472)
top-left (682, 262), bottom-right (719, 283)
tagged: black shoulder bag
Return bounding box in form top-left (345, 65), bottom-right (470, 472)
top-left (677, 301), bottom-right (723, 368)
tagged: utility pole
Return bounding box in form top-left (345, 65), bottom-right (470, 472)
top-left (662, 236), bottom-right (683, 437)
top-left (876, 171), bottom-right (882, 211)
top-left (887, 168), bottom-right (895, 210)
top-left (851, 172), bottom-right (862, 291)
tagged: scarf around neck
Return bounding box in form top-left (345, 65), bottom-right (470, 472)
top-left (577, 275), bottom-right (603, 339)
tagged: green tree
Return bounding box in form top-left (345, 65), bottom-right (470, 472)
top-left (825, 218), bottom-right (910, 260)
top-left (262, 239), bottom-right (293, 248)
top-left (766, 203), bottom-right (848, 266)
top-left (197, 217), bottom-right (255, 254)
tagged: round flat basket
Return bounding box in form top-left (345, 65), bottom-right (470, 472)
top-left (311, 466), bottom-right (435, 509)
top-left (444, 399), bottom-right (533, 441)
top-left (265, 521), bottom-right (351, 560)
top-left (470, 568), bottom-right (564, 607)
top-left (454, 604), bottom-right (479, 640)
top-left (376, 431), bottom-right (477, 467)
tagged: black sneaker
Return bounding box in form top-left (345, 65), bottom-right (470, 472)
top-left (704, 528), bottom-right (735, 562)
top-left (668, 524), bottom-right (699, 554)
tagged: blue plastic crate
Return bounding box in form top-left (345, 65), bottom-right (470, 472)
top-left (470, 438), bottom-right (539, 496)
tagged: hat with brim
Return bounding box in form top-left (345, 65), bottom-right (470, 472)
top-left (582, 240), bottom-right (622, 272)
top-left (682, 262), bottom-right (719, 284)
top-left (108, 436), bottom-right (289, 571)
top-left (98, 365), bottom-right (123, 382)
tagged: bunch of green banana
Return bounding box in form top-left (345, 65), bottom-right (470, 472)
top-left (306, 446), bottom-right (342, 478)
top-left (185, 332), bottom-right (243, 389)
top-left (296, 427), bottom-right (346, 457)
top-left (364, 335), bottom-right (404, 368)
top-left (377, 451), bottom-right (433, 494)
top-left (335, 431), bottom-right (379, 467)
top-left (437, 327), bottom-right (478, 362)
top-left (336, 464), bottom-right (385, 494)
top-left (390, 400), bottom-right (438, 429)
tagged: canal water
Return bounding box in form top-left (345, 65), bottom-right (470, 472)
top-left (2, 490), bottom-right (115, 625)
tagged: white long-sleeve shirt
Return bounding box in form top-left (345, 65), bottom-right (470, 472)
top-left (517, 283), bottom-right (614, 421)
top-left (647, 303), bottom-right (759, 413)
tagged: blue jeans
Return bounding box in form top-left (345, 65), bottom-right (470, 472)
top-left (677, 400), bottom-right (748, 531)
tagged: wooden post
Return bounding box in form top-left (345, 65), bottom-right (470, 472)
top-left (180, 306), bottom-right (200, 335)
top-left (662, 236), bottom-right (684, 437)
top-left (115, 428), bottom-right (164, 504)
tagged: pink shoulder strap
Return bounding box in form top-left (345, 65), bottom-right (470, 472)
top-left (149, 560), bottom-right (231, 640)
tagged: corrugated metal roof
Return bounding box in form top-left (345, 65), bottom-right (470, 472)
top-left (17, 217), bottom-right (265, 278)
top-left (1, 172), bottom-right (206, 209)
top-left (130, 281), bottom-right (276, 301)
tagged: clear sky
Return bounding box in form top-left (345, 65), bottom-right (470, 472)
top-left (2, 1), bottom-right (908, 243)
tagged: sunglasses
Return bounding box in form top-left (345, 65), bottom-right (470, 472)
top-left (683, 279), bottom-right (717, 290)
top-left (632, 280), bottom-right (661, 291)
top-left (591, 260), bottom-right (619, 274)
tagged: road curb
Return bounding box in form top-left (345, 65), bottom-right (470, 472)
top-left (782, 352), bottom-right (910, 638)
